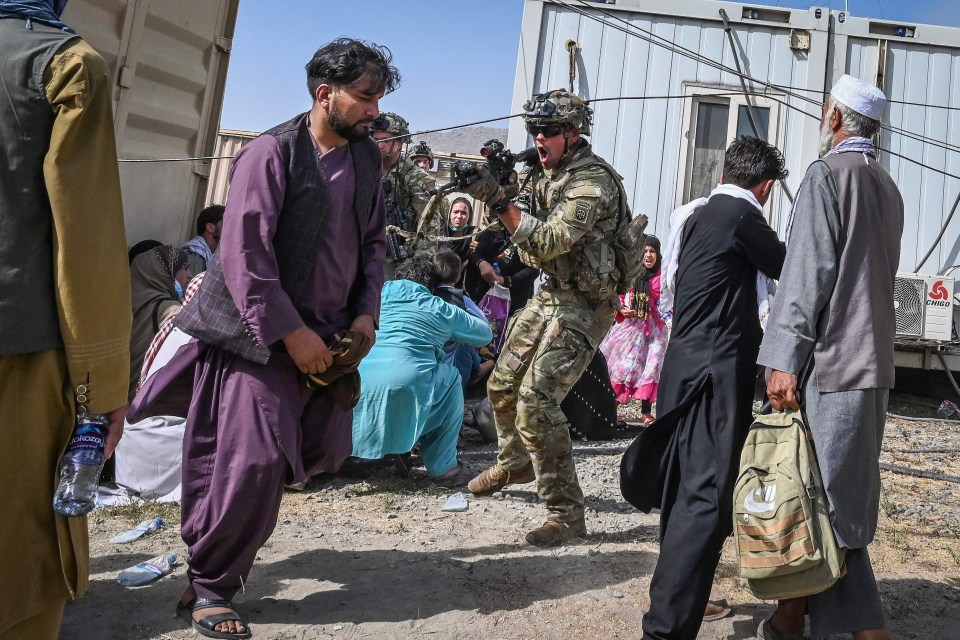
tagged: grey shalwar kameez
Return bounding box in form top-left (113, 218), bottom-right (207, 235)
top-left (758, 147), bottom-right (904, 638)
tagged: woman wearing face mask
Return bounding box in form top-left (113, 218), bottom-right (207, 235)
top-left (599, 235), bottom-right (668, 426)
top-left (441, 197), bottom-right (476, 257)
top-left (128, 245), bottom-right (192, 401)
top-left (439, 196), bottom-right (478, 289)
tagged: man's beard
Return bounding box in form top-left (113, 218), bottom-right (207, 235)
top-left (328, 103), bottom-right (370, 143)
top-left (817, 119), bottom-right (835, 157)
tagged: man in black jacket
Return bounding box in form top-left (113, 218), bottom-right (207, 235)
top-left (640, 137), bottom-right (787, 640)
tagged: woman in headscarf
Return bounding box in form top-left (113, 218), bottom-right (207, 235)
top-left (128, 245), bottom-right (191, 400)
top-left (441, 196), bottom-right (477, 258)
top-left (599, 235), bottom-right (668, 425)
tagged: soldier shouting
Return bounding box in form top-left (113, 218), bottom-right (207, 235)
top-left (464, 89), bottom-right (638, 546)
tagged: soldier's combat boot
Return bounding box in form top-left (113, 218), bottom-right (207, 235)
top-left (466, 463), bottom-right (535, 496)
top-left (525, 518), bottom-right (587, 547)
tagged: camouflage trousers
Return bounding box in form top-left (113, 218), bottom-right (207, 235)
top-left (488, 288), bottom-right (615, 523)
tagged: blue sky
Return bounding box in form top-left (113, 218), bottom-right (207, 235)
top-left (220, 0), bottom-right (959, 135)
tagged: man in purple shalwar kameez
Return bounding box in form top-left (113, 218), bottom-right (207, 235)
top-left (129, 39), bottom-right (400, 639)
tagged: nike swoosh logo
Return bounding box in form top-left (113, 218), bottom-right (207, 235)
top-left (743, 486), bottom-right (777, 514)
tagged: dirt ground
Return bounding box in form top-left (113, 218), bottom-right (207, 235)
top-left (61, 394), bottom-right (960, 640)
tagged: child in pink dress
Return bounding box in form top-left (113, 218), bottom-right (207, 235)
top-left (600, 236), bottom-right (668, 425)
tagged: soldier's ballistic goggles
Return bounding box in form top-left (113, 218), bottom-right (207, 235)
top-left (525, 123), bottom-right (565, 138)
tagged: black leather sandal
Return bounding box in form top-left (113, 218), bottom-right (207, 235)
top-left (176, 596), bottom-right (252, 639)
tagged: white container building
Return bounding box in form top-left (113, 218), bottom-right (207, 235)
top-left (508, 0), bottom-right (960, 369)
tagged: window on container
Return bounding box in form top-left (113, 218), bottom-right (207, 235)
top-left (735, 105), bottom-right (771, 141)
top-left (689, 101), bottom-right (730, 200)
top-left (686, 98), bottom-right (772, 201)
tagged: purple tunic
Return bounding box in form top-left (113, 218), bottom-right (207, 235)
top-left (129, 126), bottom-right (386, 603)
top-left (222, 133), bottom-right (384, 345)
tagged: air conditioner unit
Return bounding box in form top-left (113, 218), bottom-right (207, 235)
top-left (894, 274), bottom-right (954, 341)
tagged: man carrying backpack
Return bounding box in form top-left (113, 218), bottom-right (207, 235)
top-left (758, 75), bottom-right (903, 640)
top-left (461, 89), bottom-right (639, 546)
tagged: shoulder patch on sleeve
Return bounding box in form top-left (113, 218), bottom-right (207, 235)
top-left (560, 194), bottom-right (600, 228)
top-left (574, 201), bottom-right (591, 222)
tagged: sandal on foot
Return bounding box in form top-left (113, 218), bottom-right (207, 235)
top-left (756, 615), bottom-right (809, 640)
top-left (177, 597), bottom-right (252, 639)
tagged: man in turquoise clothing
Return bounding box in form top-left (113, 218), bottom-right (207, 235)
top-left (351, 258), bottom-right (491, 485)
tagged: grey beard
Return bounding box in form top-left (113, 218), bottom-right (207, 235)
top-left (818, 122), bottom-right (835, 158)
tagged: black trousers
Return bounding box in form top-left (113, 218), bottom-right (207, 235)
top-left (642, 383), bottom-right (736, 640)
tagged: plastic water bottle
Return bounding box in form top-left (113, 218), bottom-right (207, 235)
top-left (117, 553), bottom-right (177, 586)
top-left (110, 517), bottom-right (163, 544)
top-left (53, 412), bottom-right (109, 517)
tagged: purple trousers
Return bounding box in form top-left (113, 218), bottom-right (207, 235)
top-left (172, 344), bottom-right (351, 601)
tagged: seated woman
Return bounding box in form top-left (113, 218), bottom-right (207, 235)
top-left (351, 257), bottom-right (492, 486)
top-left (128, 245), bottom-right (192, 400)
top-left (114, 270), bottom-right (201, 502)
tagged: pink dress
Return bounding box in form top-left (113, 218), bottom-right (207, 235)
top-left (599, 273), bottom-right (669, 404)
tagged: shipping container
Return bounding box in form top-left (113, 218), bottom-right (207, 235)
top-left (62, 0), bottom-right (240, 246)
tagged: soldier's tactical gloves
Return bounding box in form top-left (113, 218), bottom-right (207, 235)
top-left (502, 180), bottom-right (521, 200)
top-left (463, 166), bottom-right (506, 206)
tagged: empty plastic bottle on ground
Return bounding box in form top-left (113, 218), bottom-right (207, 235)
top-left (117, 553), bottom-right (178, 586)
top-left (53, 412), bottom-right (109, 517)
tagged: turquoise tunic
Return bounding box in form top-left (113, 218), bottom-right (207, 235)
top-left (352, 279), bottom-right (492, 475)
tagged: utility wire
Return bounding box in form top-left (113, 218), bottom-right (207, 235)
top-left (119, 155), bottom-right (236, 163)
top-left (560, 0), bottom-right (960, 154)
top-left (118, 92), bottom-right (960, 181)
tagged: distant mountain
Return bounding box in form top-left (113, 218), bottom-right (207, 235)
top-left (414, 125), bottom-right (509, 157)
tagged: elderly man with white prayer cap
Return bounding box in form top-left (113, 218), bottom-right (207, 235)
top-left (756, 75), bottom-right (904, 639)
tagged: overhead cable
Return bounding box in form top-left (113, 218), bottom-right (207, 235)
top-left (559, 0), bottom-right (960, 156)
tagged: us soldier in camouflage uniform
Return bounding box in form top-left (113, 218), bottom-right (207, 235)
top-left (463, 89), bottom-right (637, 546)
top-left (407, 140), bottom-right (434, 171)
top-left (370, 113), bottom-right (446, 278)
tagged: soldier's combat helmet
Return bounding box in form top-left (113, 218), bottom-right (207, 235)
top-left (522, 89), bottom-right (593, 136)
top-left (370, 112), bottom-right (410, 139)
top-left (407, 140), bottom-right (434, 166)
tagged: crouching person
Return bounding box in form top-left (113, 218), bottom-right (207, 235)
top-left (351, 257), bottom-right (492, 486)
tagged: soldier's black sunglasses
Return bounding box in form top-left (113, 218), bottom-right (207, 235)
top-left (526, 123), bottom-right (564, 138)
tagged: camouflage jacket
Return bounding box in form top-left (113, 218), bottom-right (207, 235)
top-left (511, 141), bottom-right (627, 302)
top-left (383, 157), bottom-right (446, 258)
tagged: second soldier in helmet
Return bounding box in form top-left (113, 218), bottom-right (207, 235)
top-left (407, 140), bottom-right (434, 171)
top-left (369, 113), bottom-right (447, 278)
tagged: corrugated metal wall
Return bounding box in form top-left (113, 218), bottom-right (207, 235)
top-left (509, 1), bottom-right (825, 242)
top-left (204, 130), bottom-right (258, 207)
top-left (514, 0), bottom-right (960, 274)
top-left (846, 37), bottom-right (960, 273)
top-left (63, 0), bottom-right (239, 246)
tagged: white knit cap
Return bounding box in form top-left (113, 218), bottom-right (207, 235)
top-left (830, 74), bottom-right (887, 121)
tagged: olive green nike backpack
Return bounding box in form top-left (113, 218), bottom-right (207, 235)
top-left (733, 409), bottom-right (845, 600)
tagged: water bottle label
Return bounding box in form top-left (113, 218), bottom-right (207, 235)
top-left (68, 422), bottom-right (107, 453)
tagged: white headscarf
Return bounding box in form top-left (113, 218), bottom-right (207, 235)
top-left (661, 183), bottom-right (776, 329)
